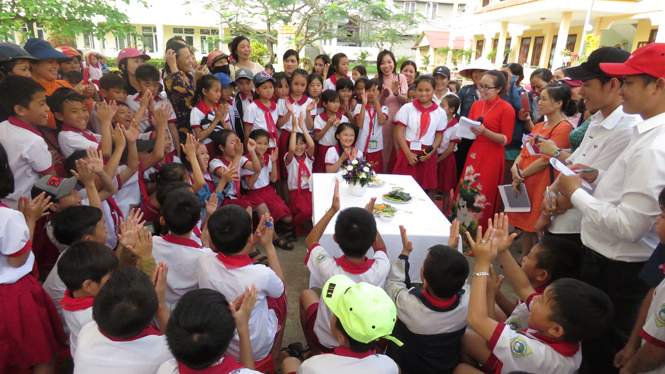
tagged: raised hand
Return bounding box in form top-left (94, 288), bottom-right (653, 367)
top-left (364, 196), bottom-right (377, 215)
top-left (215, 103), bottom-right (228, 121)
top-left (97, 100), bottom-right (118, 124)
top-left (306, 100), bottom-right (316, 112)
top-left (122, 120), bottom-right (140, 144)
top-left (391, 79), bottom-right (399, 95)
top-left (349, 147), bottom-right (358, 161)
top-left (153, 107), bottom-right (171, 129)
top-left (230, 285), bottom-right (258, 328)
top-left (297, 112), bottom-right (306, 131)
top-left (18, 193), bottom-right (52, 223)
top-left (181, 133), bottom-right (199, 157)
top-left (487, 264), bottom-right (505, 297)
top-left (165, 49), bottom-right (178, 71)
top-left (246, 138), bottom-right (257, 154)
top-left (139, 90), bottom-right (153, 109)
top-left (448, 219), bottom-right (460, 248)
top-left (331, 178), bottom-right (340, 213)
top-left (152, 261), bottom-right (169, 302)
top-left (255, 213), bottom-right (274, 248)
top-left (270, 148), bottom-right (278, 163)
top-left (206, 193), bottom-right (219, 216)
top-left (112, 124), bottom-right (126, 150)
top-left (361, 90), bottom-right (368, 106)
top-left (284, 99), bottom-right (294, 115)
top-left (489, 213), bottom-right (517, 253)
top-left (399, 225), bottom-right (413, 255)
top-left (221, 164), bottom-right (239, 186)
top-left (465, 225), bottom-right (497, 265)
top-left (86, 147), bottom-right (106, 173)
top-left (125, 227), bottom-right (153, 260)
top-left (72, 159), bottom-right (95, 185)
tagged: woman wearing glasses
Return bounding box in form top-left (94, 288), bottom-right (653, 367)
top-left (448, 70), bottom-right (516, 254)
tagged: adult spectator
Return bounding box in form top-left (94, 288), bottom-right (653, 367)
top-left (454, 57), bottom-right (494, 180)
top-left (228, 36), bottom-right (263, 81)
top-left (283, 49), bottom-right (299, 77)
top-left (164, 40), bottom-right (198, 132)
top-left (502, 63), bottom-right (531, 186)
top-left (116, 47), bottom-right (150, 95)
top-left (56, 46), bottom-right (82, 74)
top-left (376, 49), bottom-right (408, 172)
top-left (556, 43), bottom-right (665, 374)
top-left (0, 43), bottom-right (35, 79)
top-left (400, 60), bottom-right (418, 86)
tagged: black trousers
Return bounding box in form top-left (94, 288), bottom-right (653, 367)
top-left (578, 246), bottom-right (649, 374)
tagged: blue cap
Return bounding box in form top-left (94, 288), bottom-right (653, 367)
top-left (24, 38), bottom-right (71, 61)
top-left (214, 72), bottom-right (236, 88)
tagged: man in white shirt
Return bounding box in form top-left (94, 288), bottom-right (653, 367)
top-left (557, 43), bottom-right (665, 374)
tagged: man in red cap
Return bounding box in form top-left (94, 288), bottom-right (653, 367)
top-left (556, 43), bottom-right (665, 374)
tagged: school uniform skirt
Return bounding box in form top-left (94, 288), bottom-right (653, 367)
top-left (437, 152), bottom-right (457, 193)
top-left (365, 151), bottom-right (384, 175)
top-left (313, 144), bottom-right (332, 173)
top-left (0, 274), bottom-right (66, 370)
top-left (246, 186), bottom-right (292, 223)
top-left (288, 189), bottom-right (313, 227)
top-left (221, 196), bottom-right (252, 209)
top-left (392, 143), bottom-right (438, 190)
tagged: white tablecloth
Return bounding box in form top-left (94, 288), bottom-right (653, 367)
top-left (311, 173), bottom-right (458, 286)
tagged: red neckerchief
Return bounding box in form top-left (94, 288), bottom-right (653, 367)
top-left (332, 346), bottom-right (376, 359)
top-left (228, 98), bottom-right (234, 106)
top-left (288, 94), bottom-right (308, 106)
top-left (445, 117), bottom-right (459, 130)
top-left (162, 233), bottom-right (203, 249)
top-left (422, 289), bottom-right (457, 309)
top-left (106, 197), bottom-right (124, 236)
top-left (8, 116), bottom-right (42, 136)
top-left (60, 290), bottom-right (94, 312)
top-left (523, 328), bottom-right (580, 357)
top-left (333, 255), bottom-right (375, 274)
top-left (330, 74), bottom-right (350, 86)
top-left (194, 100), bottom-right (219, 117)
top-left (239, 92), bottom-right (253, 103)
top-left (0, 203), bottom-right (8, 208)
top-left (294, 154), bottom-right (311, 196)
top-left (203, 171), bottom-right (216, 192)
top-left (363, 107), bottom-right (378, 154)
top-left (218, 157), bottom-right (242, 198)
top-left (412, 100), bottom-right (437, 140)
top-left (177, 355), bottom-right (244, 374)
top-left (216, 252), bottom-right (254, 269)
top-left (254, 100), bottom-right (278, 144)
top-left (61, 124), bottom-right (99, 143)
top-left (193, 224), bottom-right (202, 239)
top-left (100, 324), bottom-right (163, 342)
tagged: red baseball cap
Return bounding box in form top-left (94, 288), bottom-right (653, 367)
top-left (600, 43), bottom-right (665, 79)
top-left (117, 48), bottom-right (150, 64)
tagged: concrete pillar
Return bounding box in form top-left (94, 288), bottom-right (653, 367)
top-left (495, 21), bottom-right (508, 68)
top-left (632, 19), bottom-right (653, 51)
top-left (156, 24), bottom-right (165, 54)
top-left (507, 27), bottom-right (524, 64)
top-left (553, 11), bottom-right (572, 69)
top-left (483, 32), bottom-right (494, 59)
top-left (540, 23), bottom-right (556, 68)
top-left (656, 10), bottom-right (665, 43)
top-left (592, 17), bottom-right (603, 38)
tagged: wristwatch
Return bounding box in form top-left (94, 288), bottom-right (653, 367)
top-left (552, 148), bottom-right (562, 158)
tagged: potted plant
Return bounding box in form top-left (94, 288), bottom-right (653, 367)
top-left (341, 158), bottom-right (375, 197)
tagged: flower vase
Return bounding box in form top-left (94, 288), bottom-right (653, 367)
top-left (348, 181), bottom-right (367, 197)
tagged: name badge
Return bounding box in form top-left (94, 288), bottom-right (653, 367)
top-left (301, 176), bottom-right (309, 183)
top-left (368, 140), bottom-right (378, 150)
top-left (409, 141), bottom-right (422, 151)
top-left (269, 139), bottom-right (277, 148)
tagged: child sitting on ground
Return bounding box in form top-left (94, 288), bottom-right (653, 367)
top-left (57, 241), bottom-right (119, 356)
top-left (301, 180), bottom-right (390, 354)
top-left (283, 274), bottom-right (401, 374)
top-left (456, 214), bottom-right (612, 374)
top-left (74, 266), bottom-right (172, 373)
top-left (158, 287), bottom-right (262, 373)
top-left (384, 222), bottom-right (469, 374)
top-left (198, 207), bottom-right (286, 365)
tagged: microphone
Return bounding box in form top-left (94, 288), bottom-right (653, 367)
top-left (476, 117), bottom-right (484, 124)
top-left (417, 146), bottom-right (434, 160)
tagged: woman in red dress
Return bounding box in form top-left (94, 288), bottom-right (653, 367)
top-left (448, 70), bottom-right (515, 254)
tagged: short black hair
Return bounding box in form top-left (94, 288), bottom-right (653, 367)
top-left (283, 49), bottom-right (299, 63)
top-left (534, 236), bottom-right (583, 282)
top-left (547, 278), bottom-right (613, 342)
top-left (636, 73), bottom-right (659, 86)
top-left (52, 205), bottom-right (103, 245)
top-left (423, 245), bottom-right (469, 299)
top-left (161, 190), bottom-right (201, 235)
top-left (57, 241), bottom-right (118, 294)
top-left (46, 87), bottom-right (86, 115)
top-left (210, 129), bottom-right (234, 157)
top-left (335, 77), bottom-right (354, 92)
top-left (334, 207), bottom-right (376, 258)
top-left (165, 289), bottom-right (235, 370)
top-left (207, 205), bottom-right (252, 255)
top-left (249, 129), bottom-right (269, 143)
top-left (321, 89), bottom-right (339, 104)
top-left (335, 317), bottom-right (375, 353)
top-left (135, 64), bottom-right (161, 83)
top-left (60, 71), bottom-right (83, 86)
top-left (148, 162), bottom-right (188, 186)
top-left (0, 143), bottom-right (15, 199)
top-left (156, 181), bottom-right (194, 206)
top-left (116, 101), bottom-right (129, 109)
top-left (414, 75), bottom-right (436, 90)
top-left (64, 149), bottom-right (88, 177)
top-left (93, 267), bottom-right (159, 339)
top-left (99, 74), bottom-right (127, 91)
top-left (355, 77), bottom-right (369, 90)
top-left (352, 65), bottom-right (367, 77)
top-left (272, 72), bottom-right (290, 89)
top-left (0, 75), bottom-right (46, 116)
top-left (292, 68), bottom-right (309, 81)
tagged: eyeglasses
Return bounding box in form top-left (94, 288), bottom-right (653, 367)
top-left (476, 84), bottom-right (497, 92)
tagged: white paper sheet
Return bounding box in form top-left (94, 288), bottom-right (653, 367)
top-left (456, 117), bottom-right (482, 140)
top-left (550, 158), bottom-right (593, 189)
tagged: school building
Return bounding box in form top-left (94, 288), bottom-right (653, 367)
top-left (464, 0), bottom-right (663, 73)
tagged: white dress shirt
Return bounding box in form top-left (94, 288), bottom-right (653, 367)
top-left (570, 112), bottom-right (665, 262)
top-left (549, 106), bottom-right (640, 234)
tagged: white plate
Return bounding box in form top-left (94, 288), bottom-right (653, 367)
top-left (368, 180), bottom-right (386, 188)
top-left (382, 195), bottom-right (413, 204)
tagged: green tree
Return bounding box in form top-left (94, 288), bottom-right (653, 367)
top-left (350, 0), bottom-right (422, 51)
top-left (0, 0), bottom-right (144, 43)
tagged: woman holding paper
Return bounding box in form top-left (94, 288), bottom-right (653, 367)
top-left (508, 82), bottom-right (576, 258)
top-left (448, 70), bottom-right (515, 254)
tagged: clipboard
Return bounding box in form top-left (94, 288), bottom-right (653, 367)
top-left (456, 117), bottom-right (482, 140)
top-left (498, 184), bottom-right (531, 212)
top-left (550, 158), bottom-right (593, 190)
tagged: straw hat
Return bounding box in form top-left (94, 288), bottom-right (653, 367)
top-left (459, 57), bottom-right (495, 79)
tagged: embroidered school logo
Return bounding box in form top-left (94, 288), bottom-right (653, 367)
top-left (316, 253), bottom-right (327, 264)
top-left (655, 303), bottom-right (665, 327)
top-left (510, 336), bottom-right (532, 358)
top-left (507, 318), bottom-right (522, 332)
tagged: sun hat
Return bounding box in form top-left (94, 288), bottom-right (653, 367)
top-left (459, 57), bottom-right (494, 79)
top-left (23, 38), bottom-right (71, 61)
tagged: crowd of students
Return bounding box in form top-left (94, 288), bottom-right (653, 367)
top-left (1, 34), bottom-right (665, 374)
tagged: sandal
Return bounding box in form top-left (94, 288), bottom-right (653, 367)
top-left (249, 249), bottom-right (262, 259)
top-left (283, 231), bottom-right (298, 242)
top-left (273, 237), bottom-right (294, 250)
top-left (281, 342), bottom-right (304, 360)
top-left (253, 255), bottom-right (270, 266)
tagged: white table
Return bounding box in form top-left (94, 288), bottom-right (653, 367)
top-left (311, 173), bottom-right (458, 285)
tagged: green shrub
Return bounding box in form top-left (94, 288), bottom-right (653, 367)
top-left (106, 57), bottom-right (117, 67)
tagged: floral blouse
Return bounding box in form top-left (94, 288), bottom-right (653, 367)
top-left (569, 117), bottom-right (591, 153)
top-left (165, 71), bottom-right (196, 131)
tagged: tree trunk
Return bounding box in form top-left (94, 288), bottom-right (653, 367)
top-left (26, 20), bottom-right (37, 39)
